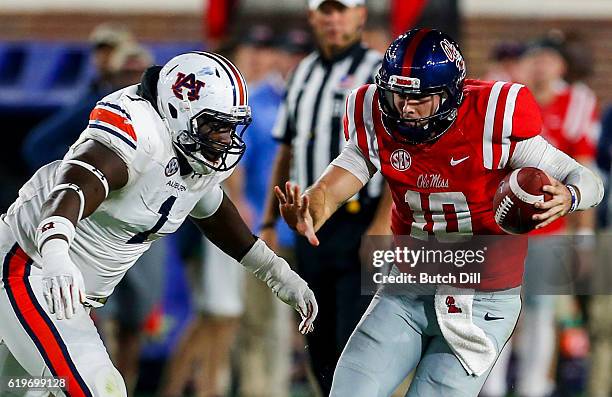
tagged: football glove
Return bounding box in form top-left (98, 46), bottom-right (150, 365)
top-left (41, 238), bottom-right (85, 320)
top-left (241, 239), bottom-right (318, 334)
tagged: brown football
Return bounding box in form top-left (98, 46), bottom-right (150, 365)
top-left (493, 167), bottom-right (553, 234)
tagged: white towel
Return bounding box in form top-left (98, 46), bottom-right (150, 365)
top-left (434, 285), bottom-right (497, 376)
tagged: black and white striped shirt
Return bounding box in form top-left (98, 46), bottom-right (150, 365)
top-left (273, 42), bottom-right (385, 204)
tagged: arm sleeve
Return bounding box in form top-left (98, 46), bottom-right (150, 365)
top-left (189, 184), bottom-right (225, 219)
top-left (331, 140), bottom-right (374, 185)
top-left (509, 135), bottom-right (604, 210)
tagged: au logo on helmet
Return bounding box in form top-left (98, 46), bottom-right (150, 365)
top-left (171, 72), bottom-right (206, 101)
top-left (390, 149), bottom-right (411, 171)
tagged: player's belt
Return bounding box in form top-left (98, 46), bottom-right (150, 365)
top-left (83, 295), bottom-right (108, 308)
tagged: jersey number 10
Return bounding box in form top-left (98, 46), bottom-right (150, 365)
top-left (404, 190), bottom-right (473, 240)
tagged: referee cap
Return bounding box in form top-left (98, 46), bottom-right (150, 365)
top-left (308, 0), bottom-right (365, 10)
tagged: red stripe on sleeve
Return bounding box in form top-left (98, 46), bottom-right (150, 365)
top-left (343, 115), bottom-right (350, 142)
top-left (343, 94), bottom-right (351, 141)
top-left (492, 83), bottom-right (511, 169)
top-left (353, 86), bottom-right (370, 159)
top-left (90, 108), bottom-right (137, 142)
top-left (372, 90), bottom-right (390, 161)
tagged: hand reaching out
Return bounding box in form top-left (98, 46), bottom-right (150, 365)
top-left (274, 182), bottom-right (319, 246)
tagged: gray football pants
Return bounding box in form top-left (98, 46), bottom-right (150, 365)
top-left (330, 286), bottom-right (521, 397)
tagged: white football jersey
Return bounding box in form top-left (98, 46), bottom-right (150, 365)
top-left (4, 85), bottom-right (234, 297)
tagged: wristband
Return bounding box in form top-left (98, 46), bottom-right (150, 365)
top-left (36, 216), bottom-right (76, 250)
top-left (566, 184), bottom-right (578, 213)
top-left (259, 221), bottom-right (276, 231)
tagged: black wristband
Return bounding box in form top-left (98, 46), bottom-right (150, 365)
top-left (259, 221), bottom-right (276, 231)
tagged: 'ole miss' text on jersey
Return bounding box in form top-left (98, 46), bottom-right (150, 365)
top-left (344, 79), bottom-right (543, 290)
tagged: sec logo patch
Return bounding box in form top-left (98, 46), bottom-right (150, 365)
top-left (390, 149), bottom-right (411, 171)
top-left (165, 157), bottom-right (180, 177)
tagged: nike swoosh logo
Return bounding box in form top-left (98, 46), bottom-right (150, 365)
top-left (450, 156), bottom-right (470, 166)
top-left (484, 313), bottom-right (504, 321)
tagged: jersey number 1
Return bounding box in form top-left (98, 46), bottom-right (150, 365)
top-left (127, 196), bottom-right (177, 244)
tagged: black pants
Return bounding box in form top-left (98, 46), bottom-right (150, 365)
top-left (295, 209), bottom-right (375, 396)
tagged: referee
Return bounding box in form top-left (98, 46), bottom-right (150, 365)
top-left (261, 0), bottom-right (391, 394)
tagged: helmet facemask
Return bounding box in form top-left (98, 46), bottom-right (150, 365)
top-left (376, 73), bottom-right (460, 145)
top-left (172, 103), bottom-right (252, 173)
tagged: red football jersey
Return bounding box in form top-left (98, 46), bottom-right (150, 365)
top-left (344, 79), bottom-right (542, 290)
top-left (531, 81), bottom-right (599, 235)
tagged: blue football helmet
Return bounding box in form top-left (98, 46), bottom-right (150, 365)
top-left (376, 28), bottom-right (466, 144)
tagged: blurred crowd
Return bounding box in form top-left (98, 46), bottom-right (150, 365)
top-left (2, 2), bottom-right (612, 397)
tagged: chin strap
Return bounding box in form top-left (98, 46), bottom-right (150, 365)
top-left (173, 142), bottom-right (214, 176)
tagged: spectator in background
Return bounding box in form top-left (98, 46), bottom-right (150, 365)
top-left (563, 31), bottom-right (595, 86)
top-left (482, 33), bottom-right (599, 397)
top-left (484, 40), bottom-right (526, 82)
top-left (22, 23), bottom-right (135, 172)
top-left (89, 23), bottom-right (136, 90)
top-left (522, 33), bottom-right (599, 295)
top-left (105, 43), bottom-right (153, 90)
